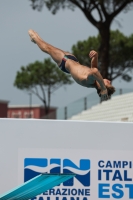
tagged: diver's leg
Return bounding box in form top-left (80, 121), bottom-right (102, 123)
top-left (28, 30), bottom-right (65, 65)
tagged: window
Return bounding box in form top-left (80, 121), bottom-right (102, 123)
top-left (24, 111), bottom-right (34, 118)
top-left (12, 111), bottom-right (21, 118)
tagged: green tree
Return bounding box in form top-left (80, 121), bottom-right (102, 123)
top-left (29, 0), bottom-right (133, 79)
top-left (14, 58), bottom-right (73, 116)
top-left (72, 30), bottom-right (133, 81)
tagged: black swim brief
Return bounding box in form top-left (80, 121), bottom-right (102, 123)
top-left (59, 55), bottom-right (79, 74)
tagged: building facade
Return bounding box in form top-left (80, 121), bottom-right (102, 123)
top-left (8, 105), bottom-right (57, 119)
top-left (0, 100), bottom-right (9, 118)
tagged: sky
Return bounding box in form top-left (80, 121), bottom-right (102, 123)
top-left (0, 0), bottom-right (133, 108)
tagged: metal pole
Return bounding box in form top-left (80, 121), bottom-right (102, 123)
top-left (120, 89), bottom-right (122, 95)
top-left (84, 97), bottom-right (87, 110)
top-left (29, 93), bottom-right (32, 118)
top-left (64, 107), bottom-right (67, 120)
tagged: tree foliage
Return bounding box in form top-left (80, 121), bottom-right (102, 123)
top-left (71, 30), bottom-right (133, 82)
top-left (29, 0), bottom-right (133, 79)
top-left (30, 0), bottom-right (133, 14)
top-left (14, 58), bottom-right (73, 115)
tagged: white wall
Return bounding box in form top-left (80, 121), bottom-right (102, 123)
top-left (0, 119), bottom-right (133, 199)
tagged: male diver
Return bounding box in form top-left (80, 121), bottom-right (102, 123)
top-left (28, 29), bottom-right (115, 101)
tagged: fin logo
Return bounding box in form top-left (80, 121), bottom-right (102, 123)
top-left (24, 158), bottom-right (90, 187)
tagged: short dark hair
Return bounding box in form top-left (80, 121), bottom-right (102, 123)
top-left (106, 85), bottom-right (115, 98)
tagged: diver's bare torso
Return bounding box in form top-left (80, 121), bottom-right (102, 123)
top-left (65, 59), bottom-right (95, 88)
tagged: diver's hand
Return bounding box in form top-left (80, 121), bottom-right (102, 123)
top-left (100, 89), bottom-right (109, 102)
top-left (89, 50), bottom-right (98, 59)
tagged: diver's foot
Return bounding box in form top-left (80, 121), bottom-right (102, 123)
top-left (28, 29), bottom-right (37, 44)
top-left (33, 30), bottom-right (44, 42)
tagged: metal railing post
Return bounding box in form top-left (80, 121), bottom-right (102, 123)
top-left (64, 107), bottom-right (67, 119)
top-left (84, 97), bottom-right (87, 110)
